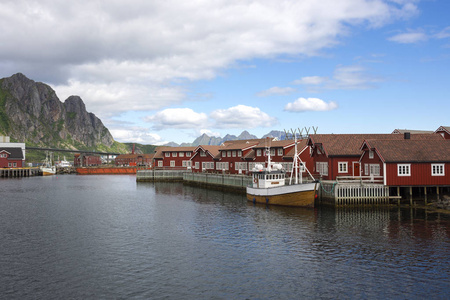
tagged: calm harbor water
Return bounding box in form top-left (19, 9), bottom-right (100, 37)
top-left (1, 175), bottom-right (449, 299)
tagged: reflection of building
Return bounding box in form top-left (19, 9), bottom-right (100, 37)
top-left (0, 136), bottom-right (25, 168)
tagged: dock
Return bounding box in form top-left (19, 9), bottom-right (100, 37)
top-left (0, 167), bottom-right (40, 178)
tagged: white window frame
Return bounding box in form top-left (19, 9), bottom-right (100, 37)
top-left (338, 162), bottom-right (348, 173)
top-left (316, 162), bottom-right (328, 176)
top-left (431, 164), bottom-right (445, 176)
top-left (238, 151), bottom-right (242, 157)
top-left (369, 164), bottom-right (380, 176)
top-left (277, 148), bottom-right (283, 156)
top-left (227, 151), bottom-right (231, 157)
top-left (158, 161), bottom-right (163, 167)
top-left (232, 151), bottom-right (236, 157)
top-left (186, 152), bottom-right (191, 157)
top-left (369, 150), bottom-right (374, 159)
top-left (270, 149), bottom-right (275, 156)
top-left (221, 151), bottom-right (226, 157)
top-left (397, 164), bottom-right (411, 176)
top-left (172, 152), bottom-right (177, 157)
top-left (256, 149), bottom-right (261, 156)
top-left (365, 164), bottom-right (369, 176)
top-left (179, 152), bottom-right (184, 157)
top-left (170, 160), bottom-right (175, 167)
top-left (200, 151), bottom-right (206, 157)
top-left (165, 152), bottom-right (170, 157)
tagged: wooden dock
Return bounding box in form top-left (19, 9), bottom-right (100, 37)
top-left (319, 181), bottom-right (389, 205)
top-left (0, 168), bottom-right (40, 178)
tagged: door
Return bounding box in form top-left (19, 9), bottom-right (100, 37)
top-left (353, 162), bottom-right (360, 177)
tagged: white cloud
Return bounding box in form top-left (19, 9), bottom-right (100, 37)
top-left (256, 87), bottom-right (296, 97)
top-left (145, 108), bottom-right (208, 130)
top-left (210, 105), bottom-right (277, 128)
top-left (434, 26), bottom-right (450, 39)
top-left (284, 98), bottom-right (338, 112)
top-left (388, 31), bottom-right (427, 44)
top-left (110, 128), bottom-right (163, 144)
top-left (294, 65), bottom-right (382, 91)
top-left (0, 0), bottom-right (418, 120)
top-left (292, 76), bottom-right (327, 85)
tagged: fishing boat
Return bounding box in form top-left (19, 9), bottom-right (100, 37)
top-left (246, 137), bottom-right (319, 207)
top-left (40, 152), bottom-right (56, 176)
top-left (57, 156), bottom-right (71, 168)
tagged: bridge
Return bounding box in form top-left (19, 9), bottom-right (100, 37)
top-left (25, 146), bottom-right (122, 156)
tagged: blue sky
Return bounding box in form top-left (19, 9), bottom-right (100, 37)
top-left (1, 0), bottom-right (449, 145)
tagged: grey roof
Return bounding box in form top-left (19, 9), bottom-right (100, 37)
top-left (0, 147), bottom-right (24, 159)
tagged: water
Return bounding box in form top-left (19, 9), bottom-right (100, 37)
top-left (1, 175), bottom-right (449, 299)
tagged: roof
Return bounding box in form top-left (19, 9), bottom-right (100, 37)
top-left (219, 138), bottom-right (265, 151)
top-left (252, 139), bottom-right (295, 149)
top-left (153, 146), bottom-right (196, 159)
top-left (0, 147), bottom-right (24, 159)
top-left (362, 139), bottom-right (450, 163)
top-left (435, 126), bottom-right (450, 134)
top-left (308, 133), bottom-right (443, 157)
top-left (392, 129), bottom-right (434, 134)
top-left (193, 145), bottom-right (222, 158)
top-left (283, 139), bottom-right (309, 158)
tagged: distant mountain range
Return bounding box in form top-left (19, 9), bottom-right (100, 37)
top-left (165, 130), bottom-right (291, 147)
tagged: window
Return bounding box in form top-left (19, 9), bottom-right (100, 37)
top-left (227, 151), bottom-right (231, 157)
top-left (270, 149), bottom-right (275, 156)
top-left (369, 164), bottom-right (380, 176)
top-left (13, 162), bottom-right (17, 167)
top-left (316, 162), bottom-right (328, 176)
top-left (235, 162), bottom-right (247, 170)
top-left (238, 151), bottom-right (242, 157)
top-left (431, 164), bottom-right (445, 176)
top-left (195, 162), bottom-right (199, 169)
top-left (179, 152), bottom-right (184, 157)
top-left (397, 164), bottom-right (411, 176)
top-left (165, 152), bottom-right (170, 157)
top-left (172, 152), bottom-right (177, 157)
top-left (369, 150), bottom-right (374, 159)
top-left (338, 162), bottom-right (348, 173)
top-left (257, 149), bottom-right (261, 156)
top-left (158, 161), bottom-right (163, 167)
top-left (8, 162), bottom-right (12, 167)
top-left (222, 151), bottom-right (226, 157)
top-left (277, 148), bottom-right (283, 156)
top-left (232, 151), bottom-right (236, 157)
top-left (186, 152), bottom-right (191, 157)
top-left (365, 164), bottom-right (369, 175)
top-left (200, 151), bottom-right (206, 157)
top-left (170, 161), bottom-right (175, 167)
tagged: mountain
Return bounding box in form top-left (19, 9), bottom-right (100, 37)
top-left (0, 73), bottom-right (127, 153)
top-left (165, 130), bottom-right (284, 147)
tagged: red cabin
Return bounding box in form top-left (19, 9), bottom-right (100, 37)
top-left (0, 147), bottom-right (24, 168)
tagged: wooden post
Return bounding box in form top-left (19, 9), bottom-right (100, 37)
top-left (424, 187), bottom-right (427, 205)
top-left (437, 186), bottom-right (440, 201)
top-left (397, 186), bottom-right (401, 206)
top-left (409, 186), bottom-right (413, 206)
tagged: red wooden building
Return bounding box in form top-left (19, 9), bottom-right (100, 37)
top-left (360, 139), bottom-right (450, 187)
top-left (0, 147), bottom-right (24, 168)
top-left (74, 154), bottom-right (102, 166)
top-left (216, 139), bottom-right (262, 174)
top-left (308, 133), bottom-right (444, 181)
top-left (153, 146), bottom-right (196, 169)
top-left (115, 153), bottom-right (154, 166)
top-left (190, 145), bottom-right (221, 173)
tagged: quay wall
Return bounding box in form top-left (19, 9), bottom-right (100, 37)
top-left (0, 168), bottom-right (40, 178)
top-left (136, 170), bottom-right (252, 193)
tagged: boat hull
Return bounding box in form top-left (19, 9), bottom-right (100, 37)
top-left (246, 182), bottom-right (317, 207)
top-left (76, 167), bottom-right (144, 175)
top-left (40, 167), bottom-right (56, 176)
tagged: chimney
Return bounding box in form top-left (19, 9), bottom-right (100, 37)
top-left (404, 132), bottom-right (410, 140)
top-left (132, 143), bottom-right (135, 154)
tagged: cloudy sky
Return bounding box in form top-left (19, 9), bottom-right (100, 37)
top-left (1, 0), bottom-right (449, 144)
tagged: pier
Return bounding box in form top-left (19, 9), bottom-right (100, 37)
top-left (0, 167), bottom-right (40, 178)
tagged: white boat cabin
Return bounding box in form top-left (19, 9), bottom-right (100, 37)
top-left (251, 163), bottom-right (286, 189)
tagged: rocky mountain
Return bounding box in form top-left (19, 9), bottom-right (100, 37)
top-left (0, 73), bottom-right (125, 151)
top-left (166, 130), bottom-right (283, 147)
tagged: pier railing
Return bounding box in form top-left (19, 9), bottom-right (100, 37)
top-left (183, 173), bottom-right (252, 191)
top-left (320, 181), bottom-right (389, 205)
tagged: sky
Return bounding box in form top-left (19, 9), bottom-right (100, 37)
top-left (1, 0), bottom-right (449, 145)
